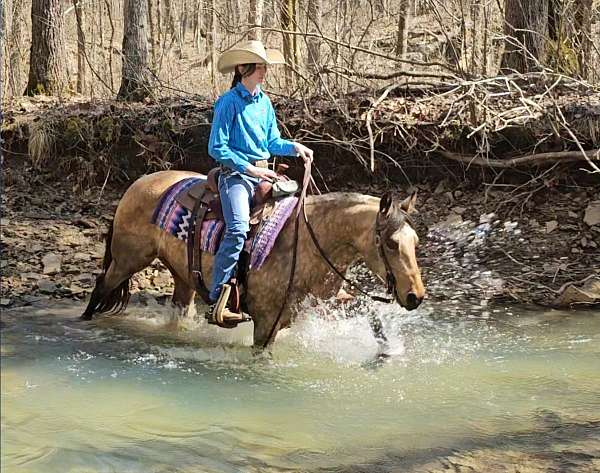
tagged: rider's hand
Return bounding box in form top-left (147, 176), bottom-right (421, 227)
top-left (246, 165), bottom-right (279, 182)
top-left (294, 142), bottom-right (314, 164)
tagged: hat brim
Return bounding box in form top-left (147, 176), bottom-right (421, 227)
top-left (218, 48), bottom-right (286, 74)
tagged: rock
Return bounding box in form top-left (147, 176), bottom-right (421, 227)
top-left (21, 272), bottom-right (44, 280)
top-left (22, 295), bottom-right (44, 304)
top-left (73, 273), bottom-right (95, 284)
top-left (583, 201), bottom-right (600, 226)
top-left (553, 277), bottom-right (600, 306)
top-left (30, 244), bottom-right (43, 253)
top-left (581, 237), bottom-right (588, 247)
top-left (0, 298), bottom-right (11, 306)
top-left (546, 220), bottom-right (559, 233)
top-left (568, 211), bottom-right (578, 218)
top-left (36, 280), bottom-right (58, 293)
top-left (479, 213), bottom-right (495, 223)
top-left (67, 284), bottom-right (85, 295)
top-left (73, 218), bottom-right (97, 229)
top-left (72, 252), bottom-right (91, 262)
top-left (42, 253), bottom-right (62, 275)
top-left (434, 180), bottom-right (448, 194)
top-left (452, 206), bottom-right (466, 215)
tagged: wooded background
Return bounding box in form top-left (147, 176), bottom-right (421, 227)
top-left (2, 0), bottom-right (599, 101)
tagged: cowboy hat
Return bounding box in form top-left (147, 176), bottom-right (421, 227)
top-left (217, 40), bottom-right (285, 74)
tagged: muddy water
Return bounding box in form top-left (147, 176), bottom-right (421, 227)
top-left (1, 300), bottom-right (599, 472)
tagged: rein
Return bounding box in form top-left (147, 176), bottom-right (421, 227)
top-left (262, 163), bottom-right (409, 347)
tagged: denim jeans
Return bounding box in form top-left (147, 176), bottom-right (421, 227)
top-left (209, 172), bottom-right (258, 302)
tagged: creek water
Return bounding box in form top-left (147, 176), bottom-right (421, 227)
top-left (1, 298), bottom-right (599, 472)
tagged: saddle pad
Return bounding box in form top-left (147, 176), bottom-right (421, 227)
top-left (152, 178), bottom-right (298, 270)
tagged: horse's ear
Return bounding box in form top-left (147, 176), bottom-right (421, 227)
top-left (400, 191), bottom-right (417, 214)
top-left (380, 193), bottom-right (393, 216)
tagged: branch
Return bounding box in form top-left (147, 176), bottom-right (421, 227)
top-left (439, 149), bottom-right (600, 168)
top-left (319, 65), bottom-right (455, 81)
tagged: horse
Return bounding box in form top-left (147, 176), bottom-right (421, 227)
top-left (81, 170), bottom-right (426, 349)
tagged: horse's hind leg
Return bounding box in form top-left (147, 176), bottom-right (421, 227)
top-left (170, 273), bottom-right (196, 320)
top-left (81, 252), bottom-right (155, 320)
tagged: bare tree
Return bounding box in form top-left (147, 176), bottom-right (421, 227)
top-left (7, 0), bottom-right (26, 96)
top-left (117, 0), bottom-right (153, 101)
top-left (248, 0), bottom-right (263, 40)
top-left (395, 0), bottom-right (411, 58)
top-left (501, 0), bottom-right (549, 73)
top-left (73, 0), bottom-right (87, 94)
top-left (281, 0), bottom-right (297, 87)
top-left (306, 0), bottom-right (322, 75)
top-left (208, 0), bottom-right (217, 96)
top-left (573, 0), bottom-right (594, 78)
top-left (25, 0), bottom-right (69, 95)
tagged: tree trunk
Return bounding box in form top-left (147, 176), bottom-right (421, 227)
top-left (573, 0), bottom-right (593, 78)
top-left (280, 0), bottom-right (297, 87)
top-left (501, 0), bottom-right (548, 73)
top-left (394, 0), bottom-right (411, 58)
top-left (8, 0), bottom-right (26, 96)
top-left (25, 0), bottom-right (68, 95)
top-left (208, 0), bottom-right (217, 97)
top-left (117, 0), bottom-right (152, 101)
top-left (73, 0), bottom-right (87, 94)
top-left (248, 0), bottom-right (263, 40)
top-left (306, 0), bottom-right (321, 75)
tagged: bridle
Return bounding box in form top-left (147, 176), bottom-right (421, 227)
top-left (374, 210), bottom-right (414, 306)
top-left (262, 161), bottom-right (414, 347)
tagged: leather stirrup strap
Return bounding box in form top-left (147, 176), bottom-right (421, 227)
top-left (187, 192), bottom-right (211, 303)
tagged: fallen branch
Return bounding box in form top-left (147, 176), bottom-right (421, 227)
top-left (439, 149), bottom-right (600, 168)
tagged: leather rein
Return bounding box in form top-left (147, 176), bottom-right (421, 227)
top-left (262, 162), bottom-right (411, 347)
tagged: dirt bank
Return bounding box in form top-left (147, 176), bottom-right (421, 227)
top-left (1, 160), bottom-right (598, 313)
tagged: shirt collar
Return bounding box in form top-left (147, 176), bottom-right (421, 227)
top-left (235, 82), bottom-right (263, 102)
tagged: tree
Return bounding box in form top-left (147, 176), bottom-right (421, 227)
top-left (280, 0), bottom-right (297, 87)
top-left (306, 0), bottom-right (322, 75)
top-left (573, 0), bottom-right (594, 78)
top-left (117, 0), bottom-right (152, 101)
top-left (394, 0), bottom-right (412, 59)
top-left (248, 0), bottom-right (263, 40)
top-left (73, 0), bottom-right (87, 94)
top-left (25, 0), bottom-right (68, 95)
top-left (501, 0), bottom-right (548, 73)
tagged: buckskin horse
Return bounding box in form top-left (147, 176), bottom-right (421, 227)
top-left (81, 170), bottom-right (425, 349)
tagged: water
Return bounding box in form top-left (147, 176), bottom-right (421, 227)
top-left (2, 299), bottom-right (599, 472)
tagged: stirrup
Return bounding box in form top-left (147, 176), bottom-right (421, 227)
top-left (208, 284), bottom-right (251, 328)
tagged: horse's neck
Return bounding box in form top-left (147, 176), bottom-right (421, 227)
top-left (305, 194), bottom-right (379, 272)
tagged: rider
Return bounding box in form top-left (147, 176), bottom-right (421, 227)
top-left (207, 40), bottom-right (313, 323)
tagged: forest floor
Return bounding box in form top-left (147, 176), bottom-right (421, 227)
top-left (2, 159), bottom-right (599, 314)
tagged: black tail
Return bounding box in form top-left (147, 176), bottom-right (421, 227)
top-left (80, 220), bottom-right (131, 320)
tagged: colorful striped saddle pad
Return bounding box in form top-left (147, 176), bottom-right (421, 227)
top-left (151, 177), bottom-right (298, 270)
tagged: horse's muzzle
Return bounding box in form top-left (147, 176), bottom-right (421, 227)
top-left (405, 292), bottom-right (423, 310)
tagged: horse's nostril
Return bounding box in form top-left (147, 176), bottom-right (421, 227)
top-left (406, 292), bottom-right (418, 308)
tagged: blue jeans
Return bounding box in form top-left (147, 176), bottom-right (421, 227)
top-left (209, 172), bottom-right (258, 302)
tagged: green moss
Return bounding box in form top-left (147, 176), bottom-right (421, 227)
top-left (63, 117), bottom-right (87, 147)
top-left (97, 116), bottom-right (119, 144)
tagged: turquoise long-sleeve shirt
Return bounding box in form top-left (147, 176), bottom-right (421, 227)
top-left (208, 82), bottom-right (297, 174)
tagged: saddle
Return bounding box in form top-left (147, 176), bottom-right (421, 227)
top-left (175, 163), bottom-right (298, 327)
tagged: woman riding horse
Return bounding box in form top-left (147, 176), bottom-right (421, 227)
top-left (208, 40), bottom-right (313, 323)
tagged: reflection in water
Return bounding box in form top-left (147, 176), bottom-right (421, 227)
top-left (1, 300), bottom-right (599, 472)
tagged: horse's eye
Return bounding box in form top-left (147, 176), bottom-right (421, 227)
top-left (384, 235), bottom-right (398, 251)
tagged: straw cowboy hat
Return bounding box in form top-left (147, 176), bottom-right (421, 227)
top-left (217, 40), bottom-right (286, 74)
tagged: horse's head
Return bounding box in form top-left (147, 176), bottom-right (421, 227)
top-left (375, 192), bottom-right (425, 310)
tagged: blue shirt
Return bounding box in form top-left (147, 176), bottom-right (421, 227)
top-left (208, 82), bottom-right (297, 174)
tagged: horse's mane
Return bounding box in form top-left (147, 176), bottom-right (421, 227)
top-left (306, 192), bottom-right (378, 207)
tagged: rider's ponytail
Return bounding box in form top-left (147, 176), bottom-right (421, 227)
top-left (230, 64), bottom-right (257, 89)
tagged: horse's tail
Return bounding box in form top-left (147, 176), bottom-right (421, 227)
top-left (81, 220), bottom-right (131, 320)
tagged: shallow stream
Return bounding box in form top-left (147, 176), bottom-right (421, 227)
top-left (2, 299), bottom-right (599, 472)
